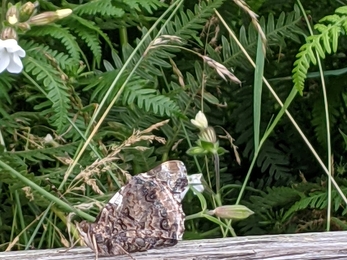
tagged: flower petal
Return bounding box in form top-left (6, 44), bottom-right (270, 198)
top-left (0, 40), bottom-right (5, 51)
top-left (0, 50), bottom-right (10, 73)
top-left (191, 111), bottom-right (208, 130)
top-left (1, 39), bottom-right (17, 48)
top-left (196, 111), bottom-right (208, 128)
top-left (6, 53), bottom-right (24, 73)
top-left (2, 39), bottom-right (26, 57)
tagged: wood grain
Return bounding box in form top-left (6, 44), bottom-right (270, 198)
top-left (1, 231), bottom-right (347, 259)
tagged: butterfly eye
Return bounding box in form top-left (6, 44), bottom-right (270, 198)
top-left (135, 176), bottom-right (145, 185)
top-left (142, 187), bottom-right (148, 195)
top-left (159, 208), bottom-right (168, 217)
top-left (145, 190), bottom-right (157, 202)
top-left (173, 177), bottom-right (188, 192)
top-left (117, 219), bottom-right (127, 230)
top-left (160, 219), bottom-right (170, 230)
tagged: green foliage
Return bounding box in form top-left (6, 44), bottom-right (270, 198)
top-left (0, 73), bottom-right (15, 105)
top-left (292, 6), bottom-right (347, 94)
top-left (122, 84), bottom-right (180, 117)
top-left (22, 54), bottom-right (71, 132)
top-left (162, 0), bottom-right (225, 39)
top-left (219, 5), bottom-right (303, 71)
top-left (73, 1), bottom-right (125, 17)
top-left (239, 177), bottom-right (347, 235)
top-left (25, 25), bottom-right (81, 61)
top-left (1, 0), bottom-right (347, 253)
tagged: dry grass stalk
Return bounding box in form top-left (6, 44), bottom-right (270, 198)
top-left (71, 120), bottom-right (170, 195)
top-left (22, 186), bottom-right (34, 201)
top-left (233, 0), bottom-right (267, 53)
top-left (200, 54), bottom-right (241, 84)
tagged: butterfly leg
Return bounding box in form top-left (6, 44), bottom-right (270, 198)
top-left (92, 234), bottom-right (98, 260)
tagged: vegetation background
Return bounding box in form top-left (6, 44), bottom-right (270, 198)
top-left (0, 0), bottom-right (347, 251)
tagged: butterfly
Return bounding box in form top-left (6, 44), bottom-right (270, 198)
top-left (76, 160), bottom-right (188, 257)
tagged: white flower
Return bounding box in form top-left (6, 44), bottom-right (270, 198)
top-left (0, 39), bottom-right (26, 74)
top-left (191, 111), bottom-right (208, 130)
top-left (188, 173), bottom-right (205, 193)
top-left (180, 173), bottom-right (205, 199)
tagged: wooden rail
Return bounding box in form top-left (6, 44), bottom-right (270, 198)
top-left (1, 231), bottom-right (347, 259)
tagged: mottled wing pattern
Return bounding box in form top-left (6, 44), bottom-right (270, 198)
top-left (77, 160), bottom-right (188, 256)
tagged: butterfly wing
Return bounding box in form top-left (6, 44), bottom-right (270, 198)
top-left (110, 160), bottom-right (188, 253)
top-left (77, 160), bottom-right (188, 256)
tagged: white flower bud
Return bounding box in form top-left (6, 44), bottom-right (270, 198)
top-left (191, 111), bottom-right (208, 130)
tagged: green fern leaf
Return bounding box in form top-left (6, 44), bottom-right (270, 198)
top-left (20, 40), bottom-right (75, 70)
top-left (163, 0), bottom-right (225, 40)
top-left (222, 6), bottom-right (304, 71)
top-left (25, 25), bottom-right (81, 62)
top-left (0, 73), bottom-right (15, 104)
top-left (74, 0), bottom-right (125, 17)
top-left (67, 14), bottom-right (114, 56)
top-left (8, 143), bottom-right (77, 163)
top-left (122, 0), bottom-right (166, 14)
top-left (23, 55), bottom-right (71, 133)
top-left (122, 85), bottom-right (180, 117)
top-left (70, 24), bottom-right (102, 66)
top-left (292, 6), bottom-right (347, 94)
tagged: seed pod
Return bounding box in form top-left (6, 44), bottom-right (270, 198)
top-left (208, 205), bottom-right (254, 220)
top-left (19, 2), bottom-right (37, 22)
top-left (28, 9), bottom-right (72, 26)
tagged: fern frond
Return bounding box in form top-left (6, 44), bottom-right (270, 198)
top-left (70, 23), bottom-right (102, 66)
top-left (283, 187), bottom-right (347, 220)
top-left (221, 6), bottom-right (304, 71)
top-left (8, 143), bottom-right (77, 163)
top-left (20, 40), bottom-right (75, 70)
top-left (0, 73), bottom-right (15, 104)
top-left (256, 140), bottom-right (292, 182)
top-left (67, 14), bottom-right (114, 57)
top-left (74, 0), bottom-right (125, 17)
top-left (311, 97), bottom-right (339, 148)
top-left (82, 70), bottom-right (125, 102)
top-left (292, 6), bottom-right (347, 94)
top-left (121, 0), bottom-right (166, 14)
top-left (163, 0), bottom-right (225, 40)
top-left (116, 106), bottom-right (160, 129)
top-left (23, 55), bottom-right (71, 133)
top-left (250, 186), bottom-right (302, 211)
top-left (25, 25), bottom-right (81, 62)
top-left (122, 85), bottom-right (180, 117)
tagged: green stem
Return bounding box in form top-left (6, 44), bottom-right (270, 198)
top-left (296, 0), bottom-right (332, 232)
top-left (25, 205), bottom-right (50, 250)
top-left (185, 211), bottom-right (203, 220)
top-left (181, 121), bottom-right (203, 174)
top-left (0, 160), bottom-right (95, 222)
top-left (1, 0), bottom-right (7, 31)
top-left (119, 27), bottom-right (128, 49)
top-left (14, 191), bottom-right (28, 245)
top-left (61, 0), bottom-right (185, 190)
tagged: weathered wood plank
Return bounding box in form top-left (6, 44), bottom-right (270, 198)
top-left (1, 231), bottom-right (347, 259)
